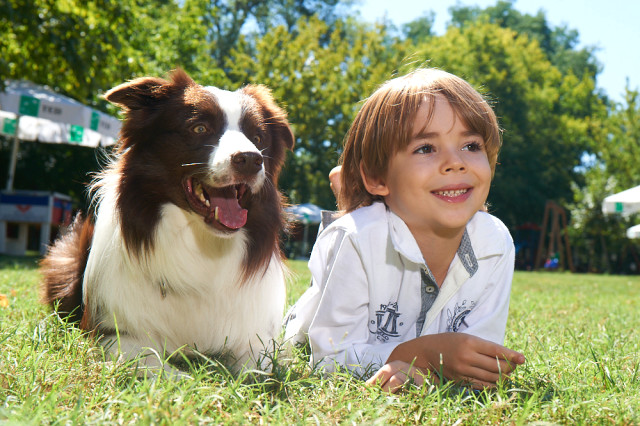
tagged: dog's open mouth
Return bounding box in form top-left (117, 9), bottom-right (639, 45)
top-left (184, 177), bottom-right (248, 230)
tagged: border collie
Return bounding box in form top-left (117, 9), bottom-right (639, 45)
top-left (40, 69), bottom-right (294, 375)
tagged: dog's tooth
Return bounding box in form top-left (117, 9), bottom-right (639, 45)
top-left (214, 206), bottom-right (219, 221)
top-left (205, 199), bottom-right (210, 208)
top-left (195, 184), bottom-right (208, 204)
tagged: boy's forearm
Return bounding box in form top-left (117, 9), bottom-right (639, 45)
top-left (386, 335), bottom-right (439, 371)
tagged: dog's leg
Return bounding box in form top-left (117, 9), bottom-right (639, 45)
top-left (101, 334), bottom-right (192, 380)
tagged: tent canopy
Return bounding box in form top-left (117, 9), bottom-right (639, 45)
top-left (602, 185), bottom-right (640, 216)
top-left (0, 80), bottom-right (120, 147)
top-left (0, 80), bottom-right (121, 190)
top-left (627, 224), bottom-right (640, 239)
top-left (286, 202), bottom-right (323, 224)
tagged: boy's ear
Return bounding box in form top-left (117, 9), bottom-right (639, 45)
top-left (359, 163), bottom-right (389, 197)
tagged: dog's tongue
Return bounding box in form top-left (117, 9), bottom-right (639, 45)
top-left (207, 186), bottom-right (247, 229)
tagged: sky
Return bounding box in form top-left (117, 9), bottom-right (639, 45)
top-left (354, 0), bottom-right (639, 104)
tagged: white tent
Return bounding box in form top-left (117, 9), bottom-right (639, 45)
top-left (602, 185), bottom-right (640, 216)
top-left (627, 224), bottom-right (640, 239)
top-left (0, 80), bottom-right (120, 190)
top-left (286, 202), bottom-right (323, 224)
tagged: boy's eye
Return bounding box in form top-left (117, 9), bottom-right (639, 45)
top-left (462, 141), bottom-right (484, 152)
top-left (414, 144), bottom-right (434, 154)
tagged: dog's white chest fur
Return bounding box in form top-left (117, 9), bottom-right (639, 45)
top-left (83, 183), bottom-right (286, 369)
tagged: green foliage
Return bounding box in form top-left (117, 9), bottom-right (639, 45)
top-left (1, 259), bottom-right (639, 423)
top-left (401, 11), bottom-right (435, 42)
top-left (228, 17), bottom-right (409, 207)
top-left (600, 86), bottom-right (640, 191)
top-left (567, 86), bottom-right (640, 273)
top-left (448, 0), bottom-right (600, 80)
top-left (1, 0), bottom-right (143, 103)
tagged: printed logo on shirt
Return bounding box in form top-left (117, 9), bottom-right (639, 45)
top-left (372, 302), bottom-right (402, 342)
top-left (447, 300), bottom-right (476, 332)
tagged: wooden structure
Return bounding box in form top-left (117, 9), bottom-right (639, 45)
top-left (534, 200), bottom-right (575, 272)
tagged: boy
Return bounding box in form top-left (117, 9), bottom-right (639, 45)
top-left (285, 68), bottom-right (525, 392)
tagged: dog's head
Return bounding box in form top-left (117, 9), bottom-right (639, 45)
top-left (104, 69), bottom-right (294, 273)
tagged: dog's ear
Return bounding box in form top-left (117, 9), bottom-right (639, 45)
top-left (243, 85), bottom-right (295, 152)
top-left (104, 76), bottom-right (168, 111)
top-left (105, 69), bottom-right (195, 152)
top-left (104, 68), bottom-right (195, 111)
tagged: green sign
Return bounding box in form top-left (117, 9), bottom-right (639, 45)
top-left (90, 111), bottom-right (100, 131)
top-left (2, 118), bottom-right (17, 135)
top-left (69, 125), bottom-right (84, 143)
top-left (19, 95), bottom-right (40, 116)
top-left (615, 202), bottom-right (624, 213)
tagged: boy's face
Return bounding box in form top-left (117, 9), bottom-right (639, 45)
top-left (363, 95), bottom-right (491, 238)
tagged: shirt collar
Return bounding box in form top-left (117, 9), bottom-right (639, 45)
top-left (386, 205), bottom-right (501, 277)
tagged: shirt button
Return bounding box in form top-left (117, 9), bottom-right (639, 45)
top-left (426, 286), bottom-right (436, 293)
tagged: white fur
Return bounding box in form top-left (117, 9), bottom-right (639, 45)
top-left (206, 87), bottom-right (242, 131)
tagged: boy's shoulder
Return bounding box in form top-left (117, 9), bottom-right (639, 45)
top-left (467, 211), bottom-right (514, 256)
top-left (327, 202), bottom-right (388, 236)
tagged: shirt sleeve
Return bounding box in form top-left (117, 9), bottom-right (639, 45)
top-left (306, 228), bottom-right (399, 377)
top-left (283, 226), bottom-right (346, 344)
top-left (459, 232), bottom-right (515, 344)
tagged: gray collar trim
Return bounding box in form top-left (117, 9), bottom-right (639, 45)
top-left (457, 229), bottom-right (478, 276)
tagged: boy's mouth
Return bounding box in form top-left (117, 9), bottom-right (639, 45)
top-left (433, 188), bottom-right (469, 197)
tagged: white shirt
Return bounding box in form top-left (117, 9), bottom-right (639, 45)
top-left (284, 202), bottom-right (515, 377)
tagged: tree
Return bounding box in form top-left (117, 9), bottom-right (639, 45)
top-left (253, 0), bottom-right (351, 33)
top-left (1, 0), bottom-right (149, 103)
top-left (448, 0), bottom-right (600, 81)
top-left (228, 17), bottom-right (409, 208)
top-left (600, 86), bottom-right (640, 190)
top-left (401, 11), bottom-right (435, 42)
top-left (566, 84), bottom-right (640, 273)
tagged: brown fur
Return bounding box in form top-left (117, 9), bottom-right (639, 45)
top-left (39, 214), bottom-right (93, 324)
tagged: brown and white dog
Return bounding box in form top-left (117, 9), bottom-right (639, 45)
top-left (40, 69), bottom-right (294, 375)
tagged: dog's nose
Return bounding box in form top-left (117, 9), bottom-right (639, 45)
top-left (231, 152), bottom-right (263, 176)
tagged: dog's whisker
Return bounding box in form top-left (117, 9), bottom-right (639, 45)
top-left (181, 162), bottom-right (208, 167)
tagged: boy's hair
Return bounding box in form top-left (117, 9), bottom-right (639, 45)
top-left (339, 68), bottom-right (502, 213)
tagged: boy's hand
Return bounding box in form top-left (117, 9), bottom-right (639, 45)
top-left (366, 360), bottom-right (429, 393)
top-left (387, 332), bottom-right (525, 389)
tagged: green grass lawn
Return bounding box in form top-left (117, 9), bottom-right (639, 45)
top-left (1, 255), bottom-right (639, 424)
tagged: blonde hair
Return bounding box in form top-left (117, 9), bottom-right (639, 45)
top-left (339, 68), bottom-right (502, 213)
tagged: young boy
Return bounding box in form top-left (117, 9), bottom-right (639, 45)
top-left (285, 68), bottom-right (525, 392)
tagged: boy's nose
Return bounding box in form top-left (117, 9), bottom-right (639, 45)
top-left (441, 150), bottom-right (466, 173)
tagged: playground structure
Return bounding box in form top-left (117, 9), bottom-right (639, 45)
top-left (534, 200), bottom-right (575, 272)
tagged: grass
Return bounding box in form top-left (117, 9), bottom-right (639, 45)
top-left (1, 254), bottom-right (639, 424)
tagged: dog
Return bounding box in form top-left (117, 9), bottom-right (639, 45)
top-left (40, 69), bottom-right (294, 375)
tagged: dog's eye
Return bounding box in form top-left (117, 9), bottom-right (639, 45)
top-left (192, 124), bottom-right (207, 134)
top-left (252, 135), bottom-right (261, 144)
